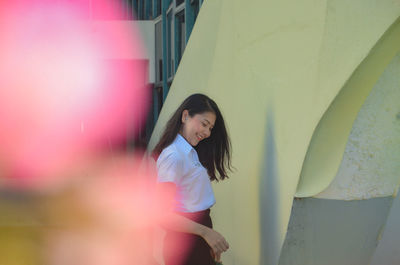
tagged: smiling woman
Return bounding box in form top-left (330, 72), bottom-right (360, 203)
top-left (152, 94), bottom-right (232, 265)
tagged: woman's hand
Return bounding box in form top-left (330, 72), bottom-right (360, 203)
top-left (210, 249), bottom-right (222, 263)
top-left (201, 227), bottom-right (229, 258)
top-left (156, 183), bottom-right (228, 260)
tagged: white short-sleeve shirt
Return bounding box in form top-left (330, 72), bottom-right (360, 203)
top-left (156, 134), bottom-right (216, 213)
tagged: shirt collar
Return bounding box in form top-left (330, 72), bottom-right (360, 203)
top-left (174, 133), bottom-right (194, 154)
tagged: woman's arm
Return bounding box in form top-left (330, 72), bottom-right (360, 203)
top-left (156, 182), bottom-right (229, 256)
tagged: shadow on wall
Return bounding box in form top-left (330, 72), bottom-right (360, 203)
top-left (259, 110), bottom-right (281, 265)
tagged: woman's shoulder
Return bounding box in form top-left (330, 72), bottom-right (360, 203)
top-left (157, 144), bottom-right (185, 164)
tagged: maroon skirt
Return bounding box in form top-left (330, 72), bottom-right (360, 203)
top-left (163, 209), bottom-right (215, 265)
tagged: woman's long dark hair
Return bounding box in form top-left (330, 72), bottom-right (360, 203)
top-left (152, 94), bottom-right (232, 181)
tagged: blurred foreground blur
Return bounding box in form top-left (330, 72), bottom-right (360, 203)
top-left (0, 1), bottom-right (161, 264)
top-left (1, 154), bottom-right (160, 265)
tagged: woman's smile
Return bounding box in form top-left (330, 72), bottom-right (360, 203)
top-left (181, 111), bottom-right (216, 146)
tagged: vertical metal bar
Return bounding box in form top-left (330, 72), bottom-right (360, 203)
top-left (174, 14), bottom-right (179, 74)
top-left (145, 0), bottom-right (151, 19)
top-left (133, 0), bottom-right (139, 19)
top-left (133, 0), bottom-right (135, 19)
top-left (152, 0), bottom-right (155, 18)
top-left (162, 0), bottom-right (168, 101)
top-left (138, 0), bottom-right (142, 19)
top-left (185, 0), bottom-right (194, 43)
top-left (153, 87), bottom-right (159, 129)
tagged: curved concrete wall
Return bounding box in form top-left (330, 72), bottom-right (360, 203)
top-left (314, 52), bottom-right (400, 200)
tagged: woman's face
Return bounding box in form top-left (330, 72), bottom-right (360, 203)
top-left (180, 111), bottom-right (216, 146)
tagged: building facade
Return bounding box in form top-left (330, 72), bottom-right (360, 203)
top-left (129, 0), bottom-right (204, 147)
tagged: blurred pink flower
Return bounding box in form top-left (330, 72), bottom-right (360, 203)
top-left (0, 0), bottom-right (148, 189)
